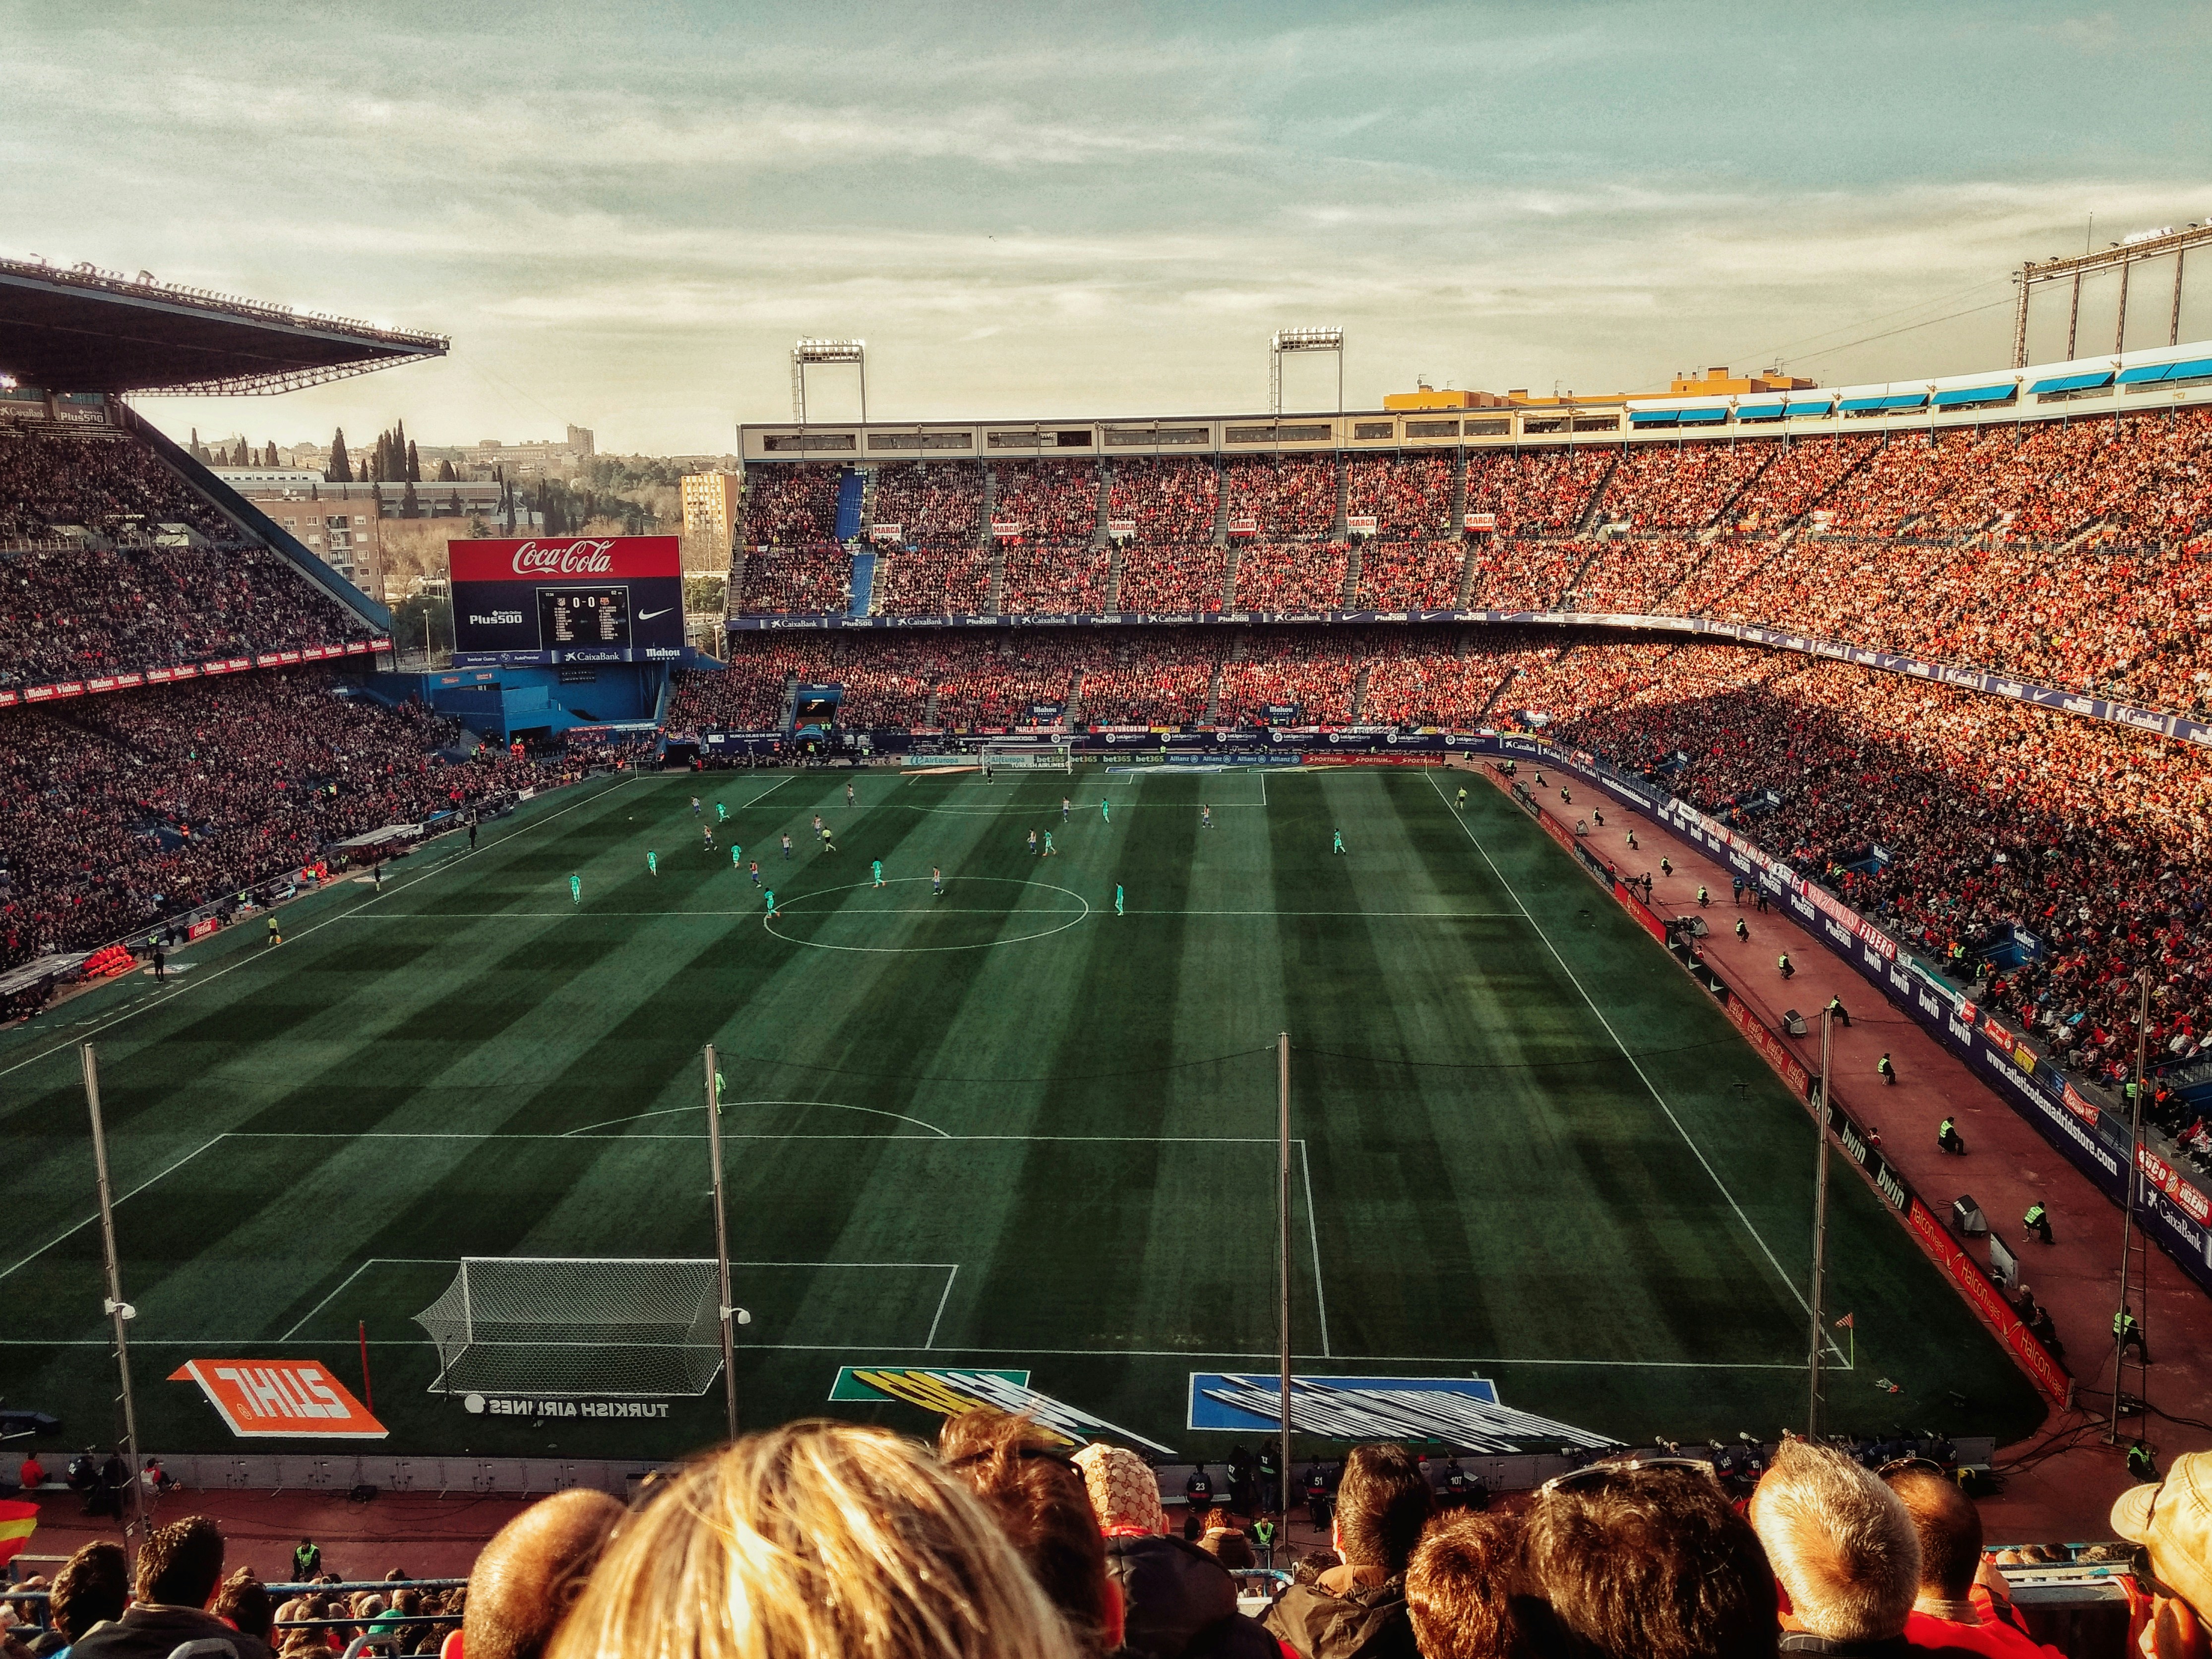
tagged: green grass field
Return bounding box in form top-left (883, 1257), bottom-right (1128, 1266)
top-left (0, 762), bottom-right (2045, 1460)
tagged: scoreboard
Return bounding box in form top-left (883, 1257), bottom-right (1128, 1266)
top-left (449, 537), bottom-right (683, 666)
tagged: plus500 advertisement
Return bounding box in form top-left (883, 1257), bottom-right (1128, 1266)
top-left (449, 537), bottom-right (684, 665)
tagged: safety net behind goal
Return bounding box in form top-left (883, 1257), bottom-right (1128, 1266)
top-left (412, 1257), bottom-right (723, 1397)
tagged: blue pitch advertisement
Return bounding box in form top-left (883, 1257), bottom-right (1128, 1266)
top-left (450, 536), bottom-right (684, 667)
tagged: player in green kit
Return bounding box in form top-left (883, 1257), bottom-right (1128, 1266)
top-left (1455, 786), bottom-right (1468, 810)
top-left (716, 801), bottom-right (727, 823)
top-left (648, 850), bottom-right (659, 875)
top-left (1102, 797), bottom-right (1110, 825)
top-left (765, 889), bottom-right (778, 918)
top-left (1332, 829), bottom-right (1344, 856)
top-left (1114, 883), bottom-right (1124, 916)
top-left (569, 873), bottom-right (581, 904)
top-left (731, 844), bottom-right (743, 869)
top-left (872, 859), bottom-right (884, 888)
top-left (1043, 831), bottom-right (1054, 857)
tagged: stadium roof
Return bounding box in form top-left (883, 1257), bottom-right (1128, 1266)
top-left (0, 255), bottom-right (447, 396)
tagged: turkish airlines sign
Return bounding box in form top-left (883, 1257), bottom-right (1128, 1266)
top-left (169, 1358), bottom-right (387, 1438)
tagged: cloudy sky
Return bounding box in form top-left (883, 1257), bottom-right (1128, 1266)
top-left (9, 1), bottom-right (2211, 453)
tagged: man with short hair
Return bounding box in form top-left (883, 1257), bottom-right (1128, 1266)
top-left (1749, 1439), bottom-right (1920, 1655)
top-left (1523, 1462), bottom-right (1777, 1659)
top-left (72, 1516), bottom-right (270, 1659)
top-left (1882, 1464), bottom-right (2059, 1657)
top-left (463, 1490), bottom-right (623, 1659)
top-left (45, 1541), bottom-right (129, 1658)
top-left (1263, 1442), bottom-right (1432, 1659)
top-left (1405, 1512), bottom-right (1535, 1659)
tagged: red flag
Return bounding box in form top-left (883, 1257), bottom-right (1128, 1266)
top-left (1834, 1312), bottom-right (1855, 1329)
top-left (0, 1498), bottom-right (37, 1566)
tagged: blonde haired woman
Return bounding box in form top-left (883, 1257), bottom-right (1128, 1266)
top-left (549, 1421), bottom-right (1081, 1659)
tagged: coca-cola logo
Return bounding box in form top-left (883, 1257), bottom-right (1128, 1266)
top-left (510, 540), bottom-right (616, 576)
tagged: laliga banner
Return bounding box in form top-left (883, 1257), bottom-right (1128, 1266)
top-left (449, 537), bottom-right (684, 667)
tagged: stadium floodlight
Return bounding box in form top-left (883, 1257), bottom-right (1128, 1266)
top-left (2011, 221), bottom-right (2212, 368)
top-left (792, 337), bottom-right (867, 425)
top-left (1269, 327), bottom-right (1344, 417)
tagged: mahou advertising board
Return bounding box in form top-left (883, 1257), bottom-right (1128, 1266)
top-left (448, 536), bottom-right (683, 666)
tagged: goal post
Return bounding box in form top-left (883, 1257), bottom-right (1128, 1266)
top-left (979, 740), bottom-right (1074, 774)
top-left (412, 1258), bottom-right (724, 1398)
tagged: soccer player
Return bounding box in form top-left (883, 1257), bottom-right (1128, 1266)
top-left (570, 873), bottom-right (582, 904)
top-left (1114, 883), bottom-right (1124, 916)
top-left (1102, 797), bottom-right (1110, 825)
top-left (1332, 828), bottom-right (1345, 856)
top-left (846, 781), bottom-right (856, 807)
top-left (765, 889), bottom-right (778, 918)
top-left (872, 859), bottom-right (885, 888)
top-left (749, 860), bottom-right (762, 887)
top-left (648, 851), bottom-right (659, 876)
top-left (716, 801), bottom-right (727, 823)
top-left (1044, 830), bottom-right (1056, 857)
top-left (266, 915), bottom-right (282, 947)
top-left (1201, 804), bottom-right (1212, 830)
top-left (703, 825), bottom-right (715, 852)
top-left (714, 1069), bottom-right (727, 1115)
top-left (782, 832), bottom-right (792, 859)
top-left (1455, 786), bottom-right (1468, 810)
top-left (732, 844), bottom-right (743, 869)
top-left (820, 825), bottom-right (838, 854)
top-left (691, 796), bottom-right (701, 818)
top-left (932, 865), bottom-right (944, 896)
top-left (1028, 829), bottom-right (1039, 856)
top-left (1062, 796), bottom-right (1071, 823)
top-left (984, 759), bottom-right (994, 783)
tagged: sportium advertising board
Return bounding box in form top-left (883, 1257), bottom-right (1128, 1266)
top-left (449, 536), bottom-right (683, 667)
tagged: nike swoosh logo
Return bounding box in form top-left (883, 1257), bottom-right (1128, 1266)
top-left (637, 608), bottom-right (672, 619)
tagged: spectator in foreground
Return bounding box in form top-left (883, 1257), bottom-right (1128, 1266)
top-left (1404, 1512), bottom-right (1536, 1659)
top-left (211, 1573), bottom-right (274, 1650)
top-left (939, 1412), bottom-right (1120, 1656)
top-left (41, 1546), bottom-right (129, 1659)
top-left (462, 1489), bottom-right (622, 1659)
top-left (1749, 1440), bottom-right (1919, 1655)
top-left (1070, 1442), bottom-right (1277, 1659)
top-left (1882, 1464), bottom-right (2058, 1656)
top-left (548, 1421), bottom-right (1079, 1659)
top-left (1263, 1442), bottom-right (1433, 1659)
top-left (1521, 1461), bottom-right (1776, 1659)
top-left (72, 1516), bottom-right (269, 1659)
top-left (2111, 1450), bottom-right (2212, 1658)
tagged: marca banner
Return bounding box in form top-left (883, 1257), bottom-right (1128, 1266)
top-left (828, 1365), bottom-right (1175, 1455)
top-left (1188, 1375), bottom-right (1615, 1452)
top-left (448, 537), bottom-right (683, 665)
top-left (170, 1358), bottom-right (387, 1438)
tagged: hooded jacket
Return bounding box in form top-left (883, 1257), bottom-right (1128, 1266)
top-left (1261, 1563), bottom-right (1417, 1659)
top-left (1105, 1534), bottom-right (1280, 1659)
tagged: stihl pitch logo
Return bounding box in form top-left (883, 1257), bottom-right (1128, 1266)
top-left (170, 1359), bottom-right (386, 1439)
top-left (509, 540), bottom-right (616, 576)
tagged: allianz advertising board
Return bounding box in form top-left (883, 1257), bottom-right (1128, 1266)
top-left (449, 536), bottom-right (684, 666)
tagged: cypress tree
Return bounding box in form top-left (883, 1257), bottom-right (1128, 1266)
top-left (328, 429), bottom-right (351, 483)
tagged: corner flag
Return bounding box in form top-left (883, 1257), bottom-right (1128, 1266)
top-left (0, 1499), bottom-right (38, 1566)
top-left (1834, 1312), bottom-right (1854, 1329)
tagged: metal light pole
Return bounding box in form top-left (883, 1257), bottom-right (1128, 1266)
top-left (81, 1045), bottom-right (143, 1557)
top-left (2109, 969), bottom-right (2153, 1444)
top-left (1278, 1031), bottom-right (1293, 1519)
top-left (1807, 1009), bottom-right (1834, 1436)
top-left (704, 1045), bottom-right (739, 1443)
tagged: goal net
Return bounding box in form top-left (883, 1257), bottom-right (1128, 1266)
top-left (412, 1258), bottom-right (724, 1398)
top-left (980, 741), bottom-right (1074, 773)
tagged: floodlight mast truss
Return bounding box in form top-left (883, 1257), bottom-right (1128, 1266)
top-left (792, 338), bottom-right (867, 425)
top-left (1270, 327), bottom-right (1344, 417)
top-left (2012, 223), bottom-right (2212, 368)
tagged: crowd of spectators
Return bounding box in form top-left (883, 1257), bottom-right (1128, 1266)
top-left (0, 427), bottom-right (380, 687)
top-left (995, 460), bottom-right (1102, 543)
top-left (0, 666), bottom-right (549, 969)
top-left (15, 1430), bottom-right (2207, 1659)
top-left (871, 463), bottom-right (984, 545)
top-left (1233, 541), bottom-right (1347, 611)
top-left (1598, 439), bottom-right (1773, 532)
top-left (1109, 458), bottom-right (1214, 543)
top-left (1116, 545), bottom-right (1229, 614)
top-left (1356, 541), bottom-right (1467, 610)
top-left (1221, 455), bottom-right (1336, 539)
top-left (1002, 543), bottom-right (1110, 613)
top-left (873, 545), bottom-right (990, 616)
top-left (1347, 454), bottom-right (1452, 536)
top-left (738, 465), bottom-right (840, 546)
top-left (733, 546), bottom-right (850, 615)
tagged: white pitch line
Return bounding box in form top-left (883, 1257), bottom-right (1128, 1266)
top-left (218, 1131), bottom-right (1290, 1144)
top-left (0, 1136), bottom-right (225, 1285)
top-left (341, 908), bottom-right (1518, 921)
top-left (925, 1264), bottom-right (959, 1349)
top-left (562, 1101), bottom-right (953, 1139)
top-left (0, 772), bottom-right (639, 1084)
top-left (1298, 1139), bottom-right (1331, 1358)
top-left (278, 1255), bottom-right (454, 1341)
top-left (1424, 769), bottom-right (1821, 1330)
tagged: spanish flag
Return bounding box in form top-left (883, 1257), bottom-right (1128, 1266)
top-left (0, 1499), bottom-right (36, 1566)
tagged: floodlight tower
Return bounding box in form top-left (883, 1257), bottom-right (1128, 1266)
top-left (1270, 327), bottom-right (1344, 416)
top-left (792, 338), bottom-right (867, 424)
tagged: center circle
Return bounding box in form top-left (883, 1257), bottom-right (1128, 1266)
top-left (763, 876), bottom-right (1092, 953)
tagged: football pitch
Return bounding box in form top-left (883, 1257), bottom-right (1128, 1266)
top-left (0, 763), bottom-right (2045, 1458)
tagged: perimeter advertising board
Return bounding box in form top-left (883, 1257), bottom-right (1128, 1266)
top-left (450, 536), bottom-right (683, 667)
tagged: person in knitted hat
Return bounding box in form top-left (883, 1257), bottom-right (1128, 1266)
top-left (2112, 1450), bottom-right (2212, 1656)
top-left (1071, 1444), bottom-right (1276, 1659)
